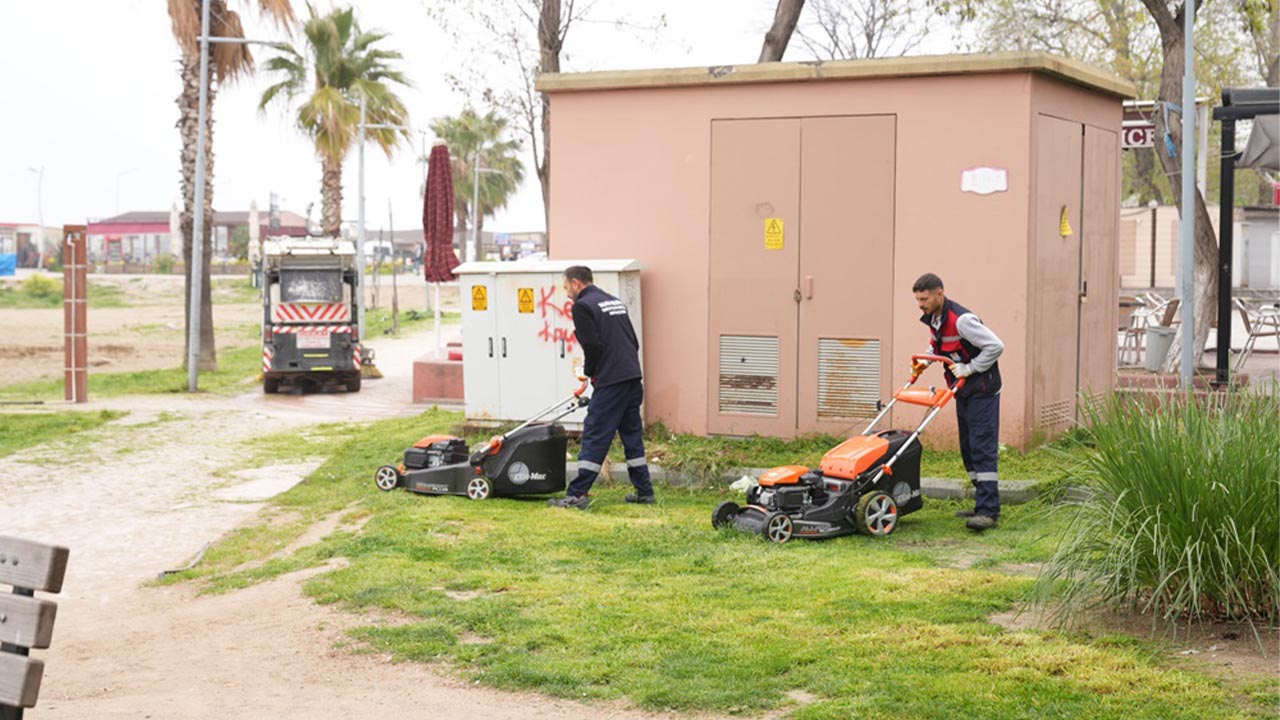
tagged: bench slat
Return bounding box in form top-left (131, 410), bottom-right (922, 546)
top-left (0, 653), bottom-right (43, 708)
top-left (0, 595), bottom-right (57, 650)
top-left (0, 538), bottom-right (69, 594)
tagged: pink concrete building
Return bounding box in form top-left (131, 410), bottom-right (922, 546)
top-left (539, 52), bottom-right (1134, 449)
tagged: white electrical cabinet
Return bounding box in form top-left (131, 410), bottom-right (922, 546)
top-left (456, 259), bottom-right (643, 428)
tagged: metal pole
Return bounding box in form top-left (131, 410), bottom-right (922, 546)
top-left (1215, 116), bottom-right (1237, 386)
top-left (187, 0), bottom-right (212, 392)
top-left (34, 168), bottom-right (43, 271)
top-left (1177, 0), bottom-right (1197, 387)
top-left (470, 155), bottom-right (480, 263)
top-left (357, 94), bottom-right (367, 342)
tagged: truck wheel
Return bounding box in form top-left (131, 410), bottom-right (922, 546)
top-left (264, 377), bottom-right (280, 394)
top-left (345, 374), bottom-right (362, 392)
top-left (374, 465), bottom-right (401, 491)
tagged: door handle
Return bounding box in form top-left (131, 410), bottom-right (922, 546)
top-left (1080, 279), bottom-right (1088, 303)
top-left (806, 275), bottom-right (814, 299)
top-left (560, 338), bottom-right (566, 358)
top-left (502, 337), bottom-right (508, 357)
top-left (488, 337), bottom-right (494, 358)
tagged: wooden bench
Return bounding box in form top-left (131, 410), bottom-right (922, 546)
top-left (0, 537), bottom-right (69, 720)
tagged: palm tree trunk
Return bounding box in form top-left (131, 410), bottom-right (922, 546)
top-left (321, 154), bottom-right (343, 237)
top-left (177, 52), bottom-right (219, 372)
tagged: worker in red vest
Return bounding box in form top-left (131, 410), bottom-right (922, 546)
top-left (911, 273), bottom-right (1005, 531)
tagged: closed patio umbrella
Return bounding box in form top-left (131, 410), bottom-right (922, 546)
top-left (423, 141), bottom-right (460, 355)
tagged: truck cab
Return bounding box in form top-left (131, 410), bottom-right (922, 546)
top-left (261, 236), bottom-right (365, 393)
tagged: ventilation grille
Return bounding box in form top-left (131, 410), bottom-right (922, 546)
top-left (1038, 399), bottom-right (1074, 428)
top-left (719, 335), bottom-right (779, 415)
top-left (818, 338), bottom-right (881, 419)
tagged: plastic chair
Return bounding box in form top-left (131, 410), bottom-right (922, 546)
top-left (1234, 298), bottom-right (1280, 371)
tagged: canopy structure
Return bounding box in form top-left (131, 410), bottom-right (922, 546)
top-left (1212, 88), bottom-right (1280, 386)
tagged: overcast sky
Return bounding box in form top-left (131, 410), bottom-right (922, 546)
top-left (0, 1), bottom-right (961, 234)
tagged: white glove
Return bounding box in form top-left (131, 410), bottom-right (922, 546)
top-left (951, 363), bottom-right (974, 378)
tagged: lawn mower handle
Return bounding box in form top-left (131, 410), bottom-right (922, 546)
top-left (860, 355), bottom-right (966, 436)
top-left (469, 380), bottom-right (592, 463)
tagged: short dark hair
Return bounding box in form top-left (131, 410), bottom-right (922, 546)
top-left (564, 265), bottom-right (593, 284)
top-left (912, 273), bottom-right (944, 293)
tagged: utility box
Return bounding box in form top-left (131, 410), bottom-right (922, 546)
top-left (455, 259), bottom-right (643, 428)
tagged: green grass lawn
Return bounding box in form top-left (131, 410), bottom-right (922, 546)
top-left (0, 410), bottom-right (126, 458)
top-left (0, 275), bottom-right (128, 308)
top-left (168, 409), bottom-right (1274, 720)
top-left (0, 344), bottom-right (262, 401)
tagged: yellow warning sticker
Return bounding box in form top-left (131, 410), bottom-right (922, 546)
top-left (1059, 206), bottom-right (1073, 237)
top-left (471, 285), bottom-right (488, 311)
top-left (765, 217), bottom-right (784, 250)
top-left (517, 287), bottom-right (535, 314)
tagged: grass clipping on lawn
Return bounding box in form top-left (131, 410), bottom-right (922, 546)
top-left (1032, 391), bottom-right (1280, 630)
top-left (165, 408), bottom-right (1273, 719)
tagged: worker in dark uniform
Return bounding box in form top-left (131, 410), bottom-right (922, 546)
top-left (911, 273), bottom-right (1005, 531)
top-left (548, 265), bottom-right (654, 510)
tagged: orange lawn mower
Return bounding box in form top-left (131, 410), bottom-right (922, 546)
top-left (712, 354), bottom-right (965, 542)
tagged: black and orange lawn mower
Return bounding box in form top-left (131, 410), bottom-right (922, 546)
top-left (373, 380), bottom-right (590, 500)
top-left (713, 354), bottom-right (964, 542)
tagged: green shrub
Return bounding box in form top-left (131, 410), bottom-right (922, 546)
top-left (1033, 391), bottom-right (1280, 626)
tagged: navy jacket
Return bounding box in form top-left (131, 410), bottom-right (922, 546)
top-left (571, 284), bottom-right (642, 388)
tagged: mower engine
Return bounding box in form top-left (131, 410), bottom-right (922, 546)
top-left (404, 436), bottom-right (470, 470)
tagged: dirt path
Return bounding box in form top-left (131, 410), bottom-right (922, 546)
top-left (0, 323), bottom-right (730, 720)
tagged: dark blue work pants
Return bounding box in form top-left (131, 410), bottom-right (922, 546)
top-left (567, 379), bottom-right (653, 498)
top-left (956, 393), bottom-right (1001, 518)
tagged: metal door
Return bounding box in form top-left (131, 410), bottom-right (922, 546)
top-left (460, 272), bottom-right (501, 419)
top-left (797, 115), bottom-right (897, 434)
top-left (496, 272), bottom-right (559, 421)
top-left (1078, 125), bottom-right (1120, 410)
top-left (707, 118), bottom-right (801, 436)
top-left (1032, 115), bottom-right (1084, 434)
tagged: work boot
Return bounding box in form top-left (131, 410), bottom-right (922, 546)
top-left (624, 493), bottom-right (656, 504)
top-left (966, 514), bottom-right (998, 531)
top-left (547, 495), bottom-right (590, 510)
top-left (955, 509), bottom-right (977, 518)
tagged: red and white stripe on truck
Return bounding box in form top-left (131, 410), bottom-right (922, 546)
top-left (272, 302), bottom-right (351, 323)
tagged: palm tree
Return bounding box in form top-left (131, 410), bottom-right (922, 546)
top-left (428, 108), bottom-right (524, 237)
top-left (258, 4), bottom-right (411, 236)
top-left (168, 0), bottom-right (294, 371)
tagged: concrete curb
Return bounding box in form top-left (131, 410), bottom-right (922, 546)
top-left (568, 463), bottom-right (1043, 505)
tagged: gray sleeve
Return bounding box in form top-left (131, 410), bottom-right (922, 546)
top-left (956, 314), bottom-right (1004, 372)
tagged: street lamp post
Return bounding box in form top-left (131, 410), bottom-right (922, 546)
top-left (26, 167), bottom-right (44, 271)
top-left (355, 95), bottom-right (409, 342)
top-left (187, 0), bottom-right (284, 391)
top-left (470, 158), bottom-right (506, 263)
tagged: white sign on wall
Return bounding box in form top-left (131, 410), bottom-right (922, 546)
top-left (960, 166), bottom-right (1009, 195)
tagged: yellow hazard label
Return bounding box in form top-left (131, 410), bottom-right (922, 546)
top-left (471, 285), bottom-right (488, 311)
top-left (1059, 206), bottom-right (1073, 237)
top-left (765, 217), bottom-right (784, 250)
top-left (517, 287), bottom-right (535, 314)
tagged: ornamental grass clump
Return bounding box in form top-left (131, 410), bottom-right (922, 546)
top-left (1034, 391), bottom-right (1279, 627)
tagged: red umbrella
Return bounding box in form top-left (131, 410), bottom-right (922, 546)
top-left (422, 142), bottom-right (460, 282)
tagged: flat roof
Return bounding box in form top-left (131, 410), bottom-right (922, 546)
top-left (537, 51), bottom-right (1135, 99)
